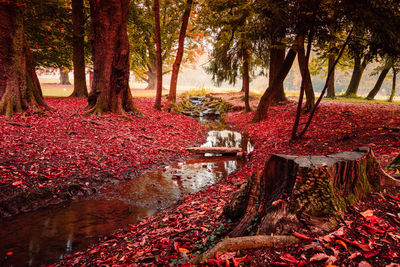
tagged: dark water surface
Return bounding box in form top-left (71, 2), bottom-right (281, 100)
top-left (0, 130), bottom-right (252, 266)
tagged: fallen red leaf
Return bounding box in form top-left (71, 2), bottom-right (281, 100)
top-left (293, 231), bottom-right (313, 240)
top-left (387, 195), bottom-right (400, 202)
top-left (309, 253), bottom-right (329, 262)
top-left (361, 223), bottom-right (385, 234)
top-left (232, 255), bottom-right (247, 267)
top-left (12, 181), bottom-right (23, 186)
top-left (280, 253), bottom-right (299, 264)
top-left (363, 250), bottom-right (380, 259)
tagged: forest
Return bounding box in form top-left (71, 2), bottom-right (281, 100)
top-left (0, 0), bottom-right (400, 266)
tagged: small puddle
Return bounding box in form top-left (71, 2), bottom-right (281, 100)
top-left (0, 130), bottom-right (252, 266)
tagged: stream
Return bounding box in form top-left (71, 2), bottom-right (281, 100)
top-left (0, 129), bottom-right (253, 266)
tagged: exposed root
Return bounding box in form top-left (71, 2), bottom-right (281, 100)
top-left (191, 235), bottom-right (299, 264)
top-left (84, 105), bottom-right (104, 116)
top-left (380, 168), bottom-right (400, 187)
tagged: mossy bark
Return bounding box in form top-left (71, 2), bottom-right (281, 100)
top-left (0, 3), bottom-right (48, 117)
top-left (225, 147), bottom-right (399, 237)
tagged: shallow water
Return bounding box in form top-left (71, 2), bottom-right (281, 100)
top-left (0, 130), bottom-right (252, 266)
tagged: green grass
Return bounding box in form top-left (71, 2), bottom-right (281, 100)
top-left (285, 90), bottom-right (400, 106)
top-left (42, 86), bottom-right (73, 97)
top-left (326, 95), bottom-right (400, 106)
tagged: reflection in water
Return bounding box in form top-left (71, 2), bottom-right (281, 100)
top-left (0, 130), bottom-right (252, 266)
top-left (0, 199), bottom-right (156, 266)
top-left (202, 130), bottom-right (254, 155)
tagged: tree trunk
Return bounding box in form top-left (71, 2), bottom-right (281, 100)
top-left (366, 61), bottom-right (392, 100)
top-left (269, 44), bottom-right (287, 102)
top-left (242, 41), bottom-right (251, 112)
top-left (70, 0), bottom-right (88, 97)
top-left (294, 28), bottom-right (353, 140)
top-left (389, 66), bottom-right (397, 102)
top-left (326, 53), bottom-right (335, 98)
top-left (225, 147), bottom-right (399, 237)
top-left (252, 49), bottom-right (297, 123)
top-left (0, 3), bottom-right (48, 117)
top-left (154, 0), bottom-right (162, 110)
top-left (144, 70), bottom-right (156, 90)
top-left (59, 67), bottom-right (71, 85)
top-left (297, 36), bottom-right (315, 112)
top-left (291, 34), bottom-right (308, 140)
top-left (344, 56), bottom-right (367, 97)
top-left (87, 0), bottom-right (137, 115)
top-left (168, 0), bottom-right (193, 104)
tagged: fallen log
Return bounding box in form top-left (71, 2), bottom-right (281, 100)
top-left (225, 146), bottom-right (400, 237)
top-left (191, 235), bottom-right (298, 264)
top-left (186, 147), bottom-right (242, 155)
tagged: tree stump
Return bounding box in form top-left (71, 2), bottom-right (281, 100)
top-left (225, 147), bottom-right (400, 237)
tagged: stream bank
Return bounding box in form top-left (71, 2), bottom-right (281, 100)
top-left (0, 96), bottom-right (253, 266)
top-left (0, 98), bottom-right (206, 219)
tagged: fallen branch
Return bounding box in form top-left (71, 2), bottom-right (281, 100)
top-left (191, 235), bottom-right (298, 264)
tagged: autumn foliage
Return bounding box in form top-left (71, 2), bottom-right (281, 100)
top-left (42, 98), bottom-right (400, 266)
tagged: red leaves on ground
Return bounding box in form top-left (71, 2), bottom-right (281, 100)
top-left (0, 98), bottom-right (206, 216)
top-left (3, 98), bottom-right (398, 266)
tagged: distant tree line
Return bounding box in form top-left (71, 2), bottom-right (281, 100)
top-left (0, 0), bottom-right (399, 125)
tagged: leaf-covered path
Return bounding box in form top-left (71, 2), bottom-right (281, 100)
top-left (50, 99), bottom-right (400, 266)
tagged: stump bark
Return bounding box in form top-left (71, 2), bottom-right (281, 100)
top-left (225, 147), bottom-right (399, 237)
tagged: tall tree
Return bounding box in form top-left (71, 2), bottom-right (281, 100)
top-left (129, 0), bottom-right (202, 91)
top-left (252, 48), bottom-right (297, 122)
top-left (24, 0), bottom-right (74, 78)
top-left (269, 43), bottom-right (287, 102)
top-left (59, 67), bottom-right (71, 84)
top-left (343, 54), bottom-right (368, 97)
top-left (168, 0), bottom-right (193, 104)
top-left (0, 1), bottom-right (48, 117)
top-left (70, 0), bottom-right (88, 97)
top-left (154, 0), bottom-right (163, 110)
top-left (296, 33), bottom-right (315, 112)
top-left (87, 0), bottom-right (137, 115)
top-left (202, 0), bottom-right (256, 111)
top-left (389, 63), bottom-right (398, 102)
top-left (326, 53), bottom-right (335, 98)
top-left (389, 65), bottom-right (397, 102)
top-left (250, 0), bottom-right (291, 104)
top-left (241, 39), bottom-right (251, 112)
top-left (366, 58), bottom-right (392, 100)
